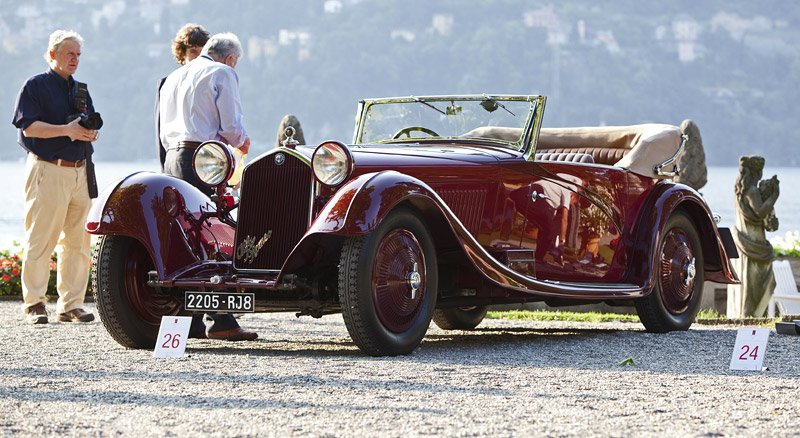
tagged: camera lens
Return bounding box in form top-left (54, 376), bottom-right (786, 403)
top-left (81, 113), bottom-right (103, 130)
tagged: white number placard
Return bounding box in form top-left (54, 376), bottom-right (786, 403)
top-left (153, 316), bottom-right (192, 358)
top-left (729, 327), bottom-right (770, 371)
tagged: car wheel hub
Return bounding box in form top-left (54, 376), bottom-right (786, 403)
top-left (684, 257), bottom-right (696, 286)
top-left (371, 229), bottom-right (426, 333)
top-left (125, 243), bottom-right (181, 326)
top-left (659, 230), bottom-right (695, 315)
top-left (407, 262), bottom-right (421, 300)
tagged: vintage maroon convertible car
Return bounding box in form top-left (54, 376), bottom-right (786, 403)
top-left (87, 95), bottom-right (739, 356)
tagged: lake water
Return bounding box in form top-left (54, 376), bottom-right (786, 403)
top-left (0, 161), bottom-right (798, 248)
top-left (0, 160), bottom-right (160, 249)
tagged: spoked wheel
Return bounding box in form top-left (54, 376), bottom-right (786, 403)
top-left (635, 211), bottom-right (704, 332)
top-left (338, 207), bottom-right (438, 356)
top-left (92, 235), bottom-right (182, 348)
top-left (433, 306), bottom-right (488, 330)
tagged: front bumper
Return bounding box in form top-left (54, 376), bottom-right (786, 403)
top-left (146, 260), bottom-right (339, 315)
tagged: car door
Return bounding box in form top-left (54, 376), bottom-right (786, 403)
top-left (518, 162), bottom-right (623, 282)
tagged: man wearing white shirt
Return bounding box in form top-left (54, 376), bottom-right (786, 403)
top-left (159, 32), bottom-right (251, 196)
top-left (158, 32), bottom-right (256, 341)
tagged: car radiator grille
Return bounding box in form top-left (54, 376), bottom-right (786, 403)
top-left (233, 152), bottom-right (312, 271)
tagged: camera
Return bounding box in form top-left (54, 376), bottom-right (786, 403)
top-left (66, 112), bottom-right (103, 130)
top-left (66, 81), bottom-right (103, 130)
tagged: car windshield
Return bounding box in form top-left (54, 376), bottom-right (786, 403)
top-left (355, 96), bottom-right (538, 150)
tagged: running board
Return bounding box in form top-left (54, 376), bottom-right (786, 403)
top-left (515, 279), bottom-right (645, 300)
top-left (541, 281), bottom-right (640, 290)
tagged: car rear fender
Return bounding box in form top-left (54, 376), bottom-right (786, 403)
top-left (85, 172), bottom-right (235, 277)
top-left (627, 182), bottom-right (740, 293)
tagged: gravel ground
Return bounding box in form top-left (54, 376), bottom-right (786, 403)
top-left (1, 300), bottom-right (799, 437)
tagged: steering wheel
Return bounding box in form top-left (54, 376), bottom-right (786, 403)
top-left (391, 126), bottom-right (440, 139)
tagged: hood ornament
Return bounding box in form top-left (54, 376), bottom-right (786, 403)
top-left (281, 126), bottom-right (299, 149)
top-left (236, 231), bottom-right (272, 264)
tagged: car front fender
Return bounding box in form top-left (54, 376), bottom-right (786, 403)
top-left (86, 172), bottom-right (235, 277)
top-left (627, 181), bottom-right (740, 293)
top-left (310, 170), bottom-right (441, 236)
top-left (279, 171), bottom-right (445, 276)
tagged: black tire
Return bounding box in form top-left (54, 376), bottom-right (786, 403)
top-left (338, 207), bottom-right (437, 356)
top-left (92, 235), bottom-right (183, 348)
top-left (433, 306), bottom-right (488, 330)
top-left (635, 211), bottom-right (704, 332)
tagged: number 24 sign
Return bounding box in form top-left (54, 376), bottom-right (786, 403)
top-left (729, 327), bottom-right (770, 371)
top-left (153, 316), bottom-right (192, 358)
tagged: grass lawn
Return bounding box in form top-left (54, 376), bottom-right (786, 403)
top-left (485, 308), bottom-right (786, 328)
top-left (486, 309), bottom-right (640, 323)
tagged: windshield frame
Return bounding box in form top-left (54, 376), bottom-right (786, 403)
top-left (352, 95), bottom-right (546, 155)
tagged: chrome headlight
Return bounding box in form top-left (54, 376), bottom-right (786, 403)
top-left (312, 141), bottom-right (353, 186)
top-left (193, 141), bottom-right (234, 187)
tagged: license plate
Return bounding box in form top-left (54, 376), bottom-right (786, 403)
top-left (185, 291), bottom-right (255, 313)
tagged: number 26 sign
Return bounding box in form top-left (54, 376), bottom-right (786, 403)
top-left (729, 327), bottom-right (770, 371)
top-left (153, 316), bottom-right (192, 358)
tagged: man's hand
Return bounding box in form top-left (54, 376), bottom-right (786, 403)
top-left (64, 118), bottom-right (98, 142)
top-left (238, 136), bottom-right (250, 155)
top-left (23, 119), bottom-right (98, 142)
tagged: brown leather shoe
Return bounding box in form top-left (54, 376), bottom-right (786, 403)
top-left (24, 302), bottom-right (48, 324)
top-left (206, 327), bottom-right (258, 341)
top-left (58, 308), bottom-right (95, 323)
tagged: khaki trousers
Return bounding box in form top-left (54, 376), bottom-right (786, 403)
top-left (22, 154), bottom-right (92, 314)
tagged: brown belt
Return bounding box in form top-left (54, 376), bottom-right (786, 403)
top-left (36, 155), bottom-right (85, 168)
top-left (168, 141), bottom-right (202, 150)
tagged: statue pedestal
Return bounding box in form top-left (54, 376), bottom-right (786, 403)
top-left (726, 283), bottom-right (743, 318)
top-left (701, 282), bottom-right (727, 315)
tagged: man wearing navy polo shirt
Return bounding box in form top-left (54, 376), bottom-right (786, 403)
top-left (12, 30), bottom-right (99, 324)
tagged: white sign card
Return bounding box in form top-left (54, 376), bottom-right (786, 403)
top-left (153, 316), bottom-right (193, 358)
top-left (729, 327), bottom-right (770, 371)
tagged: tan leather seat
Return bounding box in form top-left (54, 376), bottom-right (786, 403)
top-left (534, 151), bottom-right (595, 164)
top-left (536, 147), bottom-right (624, 165)
top-left (465, 125), bottom-right (682, 178)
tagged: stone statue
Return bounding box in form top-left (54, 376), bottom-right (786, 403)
top-left (674, 119), bottom-right (707, 190)
top-left (727, 156), bottom-right (780, 317)
top-left (276, 114), bottom-right (306, 147)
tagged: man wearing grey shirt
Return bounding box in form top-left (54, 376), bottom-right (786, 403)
top-left (158, 32), bottom-right (256, 341)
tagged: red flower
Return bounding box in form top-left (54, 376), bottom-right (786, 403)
top-left (2, 274), bottom-right (10, 282)
top-left (12, 268), bottom-right (19, 276)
